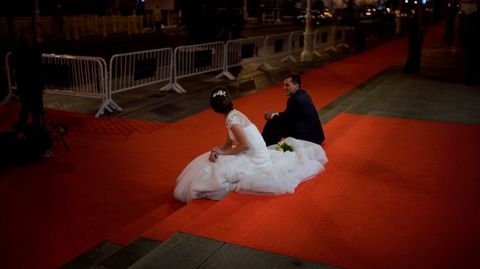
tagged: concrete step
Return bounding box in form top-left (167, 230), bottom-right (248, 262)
top-left (129, 232), bottom-right (339, 269)
top-left (60, 237), bottom-right (161, 269)
top-left (130, 233), bottom-right (223, 268)
top-left (106, 201), bottom-right (183, 245)
top-left (141, 200), bottom-right (217, 241)
top-left (98, 237), bottom-right (161, 269)
top-left (60, 241), bottom-right (122, 269)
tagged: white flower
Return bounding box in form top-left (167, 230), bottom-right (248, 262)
top-left (213, 90), bottom-right (226, 98)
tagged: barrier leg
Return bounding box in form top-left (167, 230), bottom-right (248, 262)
top-left (259, 61), bottom-right (274, 71)
top-left (336, 42), bottom-right (350, 49)
top-left (95, 96), bottom-right (122, 117)
top-left (0, 93), bottom-right (19, 106)
top-left (159, 82), bottom-right (174, 92)
top-left (95, 103), bottom-right (108, 117)
top-left (216, 70), bottom-right (236, 80)
top-left (281, 55), bottom-right (297, 63)
top-left (173, 82), bottom-right (186, 93)
top-left (325, 46), bottom-right (337, 52)
top-left (107, 99), bottom-right (122, 112)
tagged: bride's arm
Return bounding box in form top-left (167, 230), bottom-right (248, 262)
top-left (214, 124), bottom-right (249, 156)
top-left (209, 132), bottom-right (234, 162)
top-left (222, 136), bottom-right (233, 150)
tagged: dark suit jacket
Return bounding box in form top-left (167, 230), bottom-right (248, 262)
top-left (278, 89), bottom-right (325, 144)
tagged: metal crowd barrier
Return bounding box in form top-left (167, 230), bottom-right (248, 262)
top-left (2, 25), bottom-right (352, 115)
top-left (332, 26), bottom-right (349, 50)
top-left (172, 42), bottom-right (226, 92)
top-left (109, 48), bottom-right (174, 111)
top-left (41, 54), bottom-right (113, 117)
top-left (222, 36), bottom-right (265, 80)
top-left (313, 27), bottom-right (334, 56)
top-left (261, 32), bottom-right (291, 70)
top-left (284, 31), bottom-right (304, 63)
top-left (1, 52), bottom-right (19, 105)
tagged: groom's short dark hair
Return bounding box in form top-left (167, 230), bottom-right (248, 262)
top-left (284, 72), bottom-right (301, 87)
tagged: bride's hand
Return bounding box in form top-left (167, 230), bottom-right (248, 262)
top-left (209, 151), bottom-right (218, 162)
top-left (209, 147), bottom-right (223, 162)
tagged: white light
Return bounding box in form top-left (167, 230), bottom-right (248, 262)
top-left (405, 0), bottom-right (408, 3)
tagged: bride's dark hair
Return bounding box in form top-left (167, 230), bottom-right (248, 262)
top-left (210, 86), bottom-right (233, 114)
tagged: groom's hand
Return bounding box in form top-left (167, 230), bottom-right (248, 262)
top-left (264, 112), bottom-right (272, 120)
top-left (264, 112), bottom-right (279, 121)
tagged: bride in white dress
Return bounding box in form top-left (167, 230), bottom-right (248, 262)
top-left (174, 87), bottom-right (328, 203)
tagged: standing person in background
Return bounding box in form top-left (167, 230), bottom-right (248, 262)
top-left (404, 4), bottom-right (427, 74)
top-left (12, 27), bottom-right (45, 135)
top-left (395, 10), bottom-right (402, 35)
top-left (53, 4), bottom-right (65, 40)
top-left (461, 1), bottom-right (480, 85)
top-left (444, 1), bottom-right (457, 43)
top-left (153, 4), bottom-right (162, 32)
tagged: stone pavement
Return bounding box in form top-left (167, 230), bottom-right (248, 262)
top-left (321, 38), bottom-right (480, 125)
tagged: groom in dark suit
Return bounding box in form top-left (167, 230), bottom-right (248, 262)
top-left (262, 73), bottom-right (325, 146)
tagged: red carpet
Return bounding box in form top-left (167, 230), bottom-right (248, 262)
top-left (0, 24), bottom-right (447, 269)
top-left (178, 113), bottom-right (480, 269)
top-left (0, 106), bottom-right (178, 269)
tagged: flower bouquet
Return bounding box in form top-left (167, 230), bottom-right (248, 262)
top-left (275, 139), bottom-right (294, 152)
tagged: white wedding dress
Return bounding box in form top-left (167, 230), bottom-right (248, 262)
top-left (174, 109), bottom-right (328, 203)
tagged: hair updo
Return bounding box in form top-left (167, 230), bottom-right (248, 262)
top-left (210, 86), bottom-right (233, 114)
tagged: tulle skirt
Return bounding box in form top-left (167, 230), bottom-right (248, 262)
top-left (173, 137), bottom-right (327, 203)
